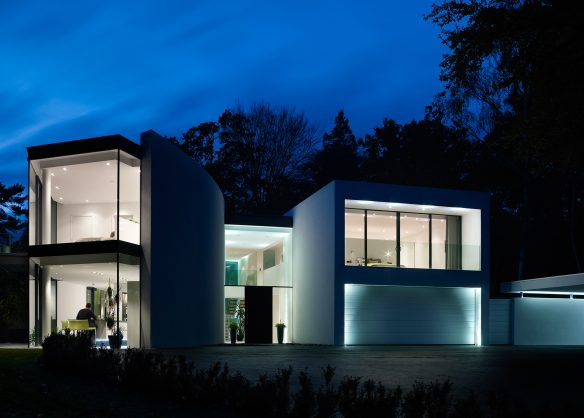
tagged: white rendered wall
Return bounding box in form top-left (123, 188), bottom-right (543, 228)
top-left (514, 297), bottom-right (584, 345)
top-left (127, 281), bottom-right (140, 348)
top-left (140, 130), bottom-right (224, 348)
top-left (289, 183), bottom-right (336, 345)
top-left (56, 281), bottom-right (86, 326)
top-left (489, 299), bottom-right (512, 344)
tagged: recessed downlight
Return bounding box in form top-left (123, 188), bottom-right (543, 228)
top-left (62, 167), bottom-right (67, 171)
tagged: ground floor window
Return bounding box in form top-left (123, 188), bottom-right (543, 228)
top-left (29, 255), bottom-right (140, 348)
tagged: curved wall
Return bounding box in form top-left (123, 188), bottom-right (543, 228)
top-left (140, 130), bottom-right (224, 348)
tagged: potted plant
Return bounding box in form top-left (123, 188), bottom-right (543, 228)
top-left (105, 281), bottom-right (123, 349)
top-left (275, 323), bottom-right (286, 344)
top-left (235, 304), bottom-right (245, 342)
top-left (229, 322), bottom-right (238, 344)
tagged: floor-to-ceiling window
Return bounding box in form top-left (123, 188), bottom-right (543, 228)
top-left (400, 213), bottom-right (430, 269)
top-left (28, 145), bottom-right (141, 345)
top-left (224, 226), bottom-right (292, 343)
top-left (344, 201), bottom-right (477, 271)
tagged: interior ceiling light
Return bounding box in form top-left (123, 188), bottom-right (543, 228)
top-left (59, 197), bottom-right (63, 200)
top-left (62, 167), bottom-right (67, 171)
top-left (85, 200), bottom-right (89, 203)
top-left (50, 172), bottom-right (55, 177)
top-left (106, 162), bottom-right (111, 166)
top-left (55, 186), bottom-right (60, 189)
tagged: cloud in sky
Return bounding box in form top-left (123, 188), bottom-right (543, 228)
top-left (0, 0), bottom-right (445, 186)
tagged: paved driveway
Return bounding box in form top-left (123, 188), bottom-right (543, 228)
top-left (163, 345), bottom-right (584, 407)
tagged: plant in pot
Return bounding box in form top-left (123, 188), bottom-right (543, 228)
top-left (275, 323), bottom-right (286, 344)
top-left (228, 322), bottom-right (238, 344)
top-left (105, 281), bottom-right (123, 349)
top-left (235, 303), bottom-right (245, 342)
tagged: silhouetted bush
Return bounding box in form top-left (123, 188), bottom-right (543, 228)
top-left (41, 335), bottom-right (576, 418)
top-left (41, 332), bottom-right (93, 373)
top-left (290, 369), bottom-right (315, 417)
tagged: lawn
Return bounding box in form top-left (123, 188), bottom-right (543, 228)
top-left (0, 349), bottom-right (220, 418)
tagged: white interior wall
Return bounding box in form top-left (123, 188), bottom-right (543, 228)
top-left (56, 202), bottom-right (140, 243)
top-left (56, 281), bottom-right (86, 326)
top-left (57, 203), bottom-right (116, 242)
top-left (461, 211), bottom-right (481, 270)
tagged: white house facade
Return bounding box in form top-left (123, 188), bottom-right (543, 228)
top-left (27, 132), bottom-right (490, 348)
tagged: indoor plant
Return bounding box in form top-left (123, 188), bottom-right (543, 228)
top-left (275, 322), bottom-right (286, 344)
top-left (235, 304), bottom-right (245, 342)
top-left (105, 280), bottom-right (123, 349)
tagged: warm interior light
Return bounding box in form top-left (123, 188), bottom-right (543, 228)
top-left (62, 167), bottom-right (67, 171)
top-left (55, 186), bottom-right (60, 189)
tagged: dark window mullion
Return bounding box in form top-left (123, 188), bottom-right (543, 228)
top-left (364, 210), bottom-right (368, 266)
top-left (429, 214), bottom-right (432, 269)
top-left (396, 212), bottom-right (400, 267)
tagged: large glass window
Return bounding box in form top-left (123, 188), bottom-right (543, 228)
top-left (344, 206), bottom-right (466, 270)
top-left (118, 151), bottom-right (141, 244)
top-left (29, 151), bottom-right (118, 245)
top-left (224, 226), bottom-right (293, 344)
top-left (400, 213), bottom-right (429, 269)
top-left (431, 215), bottom-right (447, 269)
top-left (345, 209), bottom-right (365, 266)
top-left (29, 149), bottom-right (141, 246)
top-left (366, 211), bottom-right (397, 266)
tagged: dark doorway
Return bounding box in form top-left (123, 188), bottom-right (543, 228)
top-left (245, 286), bottom-right (272, 344)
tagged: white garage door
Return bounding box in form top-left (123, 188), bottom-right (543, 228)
top-left (344, 285), bottom-right (479, 345)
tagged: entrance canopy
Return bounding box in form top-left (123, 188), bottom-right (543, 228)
top-left (501, 273), bottom-right (584, 295)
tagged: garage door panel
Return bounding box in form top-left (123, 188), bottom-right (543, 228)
top-left (345, 285), bottom-right (477, 345)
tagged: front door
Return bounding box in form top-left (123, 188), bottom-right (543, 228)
top-left (245, 286), bottom-right (272, 344)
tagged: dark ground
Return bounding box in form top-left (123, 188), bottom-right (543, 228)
top-left (164, 344), bottom-right (584, 408)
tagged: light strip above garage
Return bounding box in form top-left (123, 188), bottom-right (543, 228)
top-left (345, 199), bottom-right (476, 216)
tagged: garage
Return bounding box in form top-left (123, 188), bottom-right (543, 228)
top-left (344, 284), bottom-right (480, 345)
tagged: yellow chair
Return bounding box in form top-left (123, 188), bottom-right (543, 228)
top-left (66, 319), bottom-right (97, 332)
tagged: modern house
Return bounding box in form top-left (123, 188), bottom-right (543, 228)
top-left (27, 131), bottom-right (490, 348)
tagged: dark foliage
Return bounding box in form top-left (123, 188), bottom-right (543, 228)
top-left (41, 335), bottom-right (577, 417)
top-left (0, 181), bottom-right (26, 249)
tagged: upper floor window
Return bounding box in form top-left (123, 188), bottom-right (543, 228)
top-left (29, 150), bottom-right (140, 246)
top-left (344, 200), bottom-right (480, 271)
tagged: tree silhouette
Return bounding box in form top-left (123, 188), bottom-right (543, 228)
top-left (0, 182), bottom-right (26, 250)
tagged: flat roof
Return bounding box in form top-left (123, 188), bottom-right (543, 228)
top-left (501, 273), bottom-right (584, 294)
top-left (225, 214), bottom-right (293, 228)
top-left (27, 134), bottom-right (142, 161)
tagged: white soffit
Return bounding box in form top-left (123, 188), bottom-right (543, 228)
top-left (345, 199), bottom-right (477, 216)
top-left (501, 273), bottom-right (584, 294)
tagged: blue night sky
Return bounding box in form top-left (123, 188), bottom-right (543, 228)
top-left (0, 1), bottom-right (445, 186)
